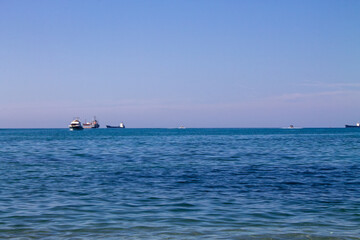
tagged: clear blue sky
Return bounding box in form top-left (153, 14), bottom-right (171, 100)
top-left (1, 0), bottom-right (359, 128)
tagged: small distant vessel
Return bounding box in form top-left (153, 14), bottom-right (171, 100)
top-left (345, 123), bottom-right (360, 128)
top-left (83, 117), bottom-right (100, 129)
top-left (106, 122), bottom-right (125, 128)
top-left (69, 118), bottom-right (83, 131)
top-left (178, 126), bottom-right (186, 129)
top-left (282, 125), bottom-right (302, 129)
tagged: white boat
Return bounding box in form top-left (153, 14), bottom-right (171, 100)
top-left (69, 118), bottom-right (83, 130)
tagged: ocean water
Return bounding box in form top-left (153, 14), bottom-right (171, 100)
top-left (0, 128), bottom-right (360, 239)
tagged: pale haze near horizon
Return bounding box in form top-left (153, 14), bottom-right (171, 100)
top-left (1, 0), bottom-right (359, 128)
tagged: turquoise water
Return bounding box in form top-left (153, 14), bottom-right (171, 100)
top-left (0, 128), bottom-right (360, 239)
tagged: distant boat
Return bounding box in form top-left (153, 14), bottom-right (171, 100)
top-left (106, 122), bottom-right (125, 128)
top-left (178, 126), bottom-right (186, 129)
top-left (282, 125), bottom-right (302, 129)
top-left (69, 118), bottom-right (83, 131)
top-left (83, 117), bottom-right (100, 129)
top-left (345, 123), bottom-right (360, 128)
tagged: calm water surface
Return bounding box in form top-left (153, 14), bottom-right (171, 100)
top-left (0, 128), bottom-right (359, 239)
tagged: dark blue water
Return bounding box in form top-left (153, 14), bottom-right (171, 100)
top-left (0, 128), bottom-right (360, 239)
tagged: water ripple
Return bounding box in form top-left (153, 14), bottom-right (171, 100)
top-left (0, 128), bottom-right (360, 239)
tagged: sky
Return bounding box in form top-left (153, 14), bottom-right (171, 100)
top-left (0, 0), bottom-right (359, 128)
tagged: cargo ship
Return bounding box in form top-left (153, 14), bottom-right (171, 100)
top-left (106, 122), bottom-right (125, 128)
top-left (345, 123), bottom-right (360, 128)
top-left (83, 117), bottom-right (100, 128)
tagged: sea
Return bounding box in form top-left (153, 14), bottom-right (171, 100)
top-left (0, 128), bottom-right (359, 239)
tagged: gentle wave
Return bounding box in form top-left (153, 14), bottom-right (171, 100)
top-left (0, 128), bottom-right (360, 239)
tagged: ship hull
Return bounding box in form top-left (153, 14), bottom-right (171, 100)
top-left (69, 126), bottom-right (83, 131)
top-left (83, 125), bottom-right (99, 129)
top-left (106, 125), bottom-right (125, 128)
top-left (83, 122), bottom-right (100, 129)
top-left (345, 125), bottom-right (360, 128)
